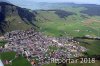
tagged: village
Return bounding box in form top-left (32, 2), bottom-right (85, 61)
top-left (0, 28), bottom-right (87, 66)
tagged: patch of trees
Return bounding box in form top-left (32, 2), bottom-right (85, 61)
top-left (80, 14), bottom-right (88, 19)
top-left (55, 10), bottom-right (75, 18)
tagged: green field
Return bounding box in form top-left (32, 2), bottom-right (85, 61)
top-left (0, 40), bottom-right (7, 46)
top-left (0, 52), bottom-right (16, 60)
top-left (78, 39), bottom-right (100, 56)
top-left (0, 52), bottom-right (31, 66)
top-left (12, 56), bottom-right (31, 66)
top-left (36, 21), bottom-right (100, 37)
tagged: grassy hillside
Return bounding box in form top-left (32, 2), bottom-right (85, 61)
top-left (0, 2), bottom-right (100, 37)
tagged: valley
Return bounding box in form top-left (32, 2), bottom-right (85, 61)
top-left (0, 1), bottom-right (100, 66)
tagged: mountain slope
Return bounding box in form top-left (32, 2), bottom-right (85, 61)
top-left (0, 2), bottom-right (37, 35)
top-left (0, 2), bottom-right (100, 37)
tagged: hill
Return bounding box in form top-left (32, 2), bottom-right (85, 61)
top-left (0, 2), bottom-right (37, 35)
